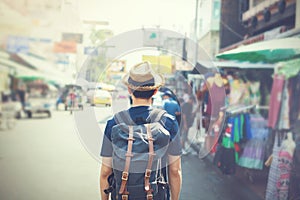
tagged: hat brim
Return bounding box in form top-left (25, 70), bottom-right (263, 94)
top-left (122, 73), bottom-right (165, 91)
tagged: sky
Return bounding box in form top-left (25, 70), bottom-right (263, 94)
top-left (78, 0), bottom-right (197, 36)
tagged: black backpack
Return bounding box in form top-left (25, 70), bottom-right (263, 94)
top-left (108, 108), bottom-right (171, 200)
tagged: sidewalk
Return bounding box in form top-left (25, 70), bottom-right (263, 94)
top-left (182, 118), bottom-right (267, 200)
top-left (180, 153), bottom-right (264, 200)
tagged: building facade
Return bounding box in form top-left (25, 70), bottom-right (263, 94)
top-left (219, 0), bottom-right (299, 52)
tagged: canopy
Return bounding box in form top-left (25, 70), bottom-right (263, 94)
top-left (275, 58), bottom-right (300, 79)
top-left (216, 37), bottom-right (300, 63)
top-left (17, 53), bottom-right (74, 84)
top-left (0, 57), bottom-right (44, 80)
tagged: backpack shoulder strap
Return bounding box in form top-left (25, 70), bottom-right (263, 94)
top-left (146, 109), bottom-right (166, 123)
top-left (114, 110), bottom-right (135, 125)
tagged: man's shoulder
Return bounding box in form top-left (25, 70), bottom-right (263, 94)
top-left (106, 116), bottom-right (117, 127)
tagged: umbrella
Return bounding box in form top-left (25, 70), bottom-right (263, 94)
top-left (216, 37), bottom-right (300, 63)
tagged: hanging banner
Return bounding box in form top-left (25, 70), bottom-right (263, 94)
top-left (53, 41), bottom-right (77, 53)
top-left (142, 55), bottom-right (172, 74)
top-left (62, 33), bottom-right (83, 43)
top-left (6, 36), bottom-right (29, 53)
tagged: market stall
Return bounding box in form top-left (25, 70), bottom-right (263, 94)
top-left (215, 37), bottom-right (300, 200)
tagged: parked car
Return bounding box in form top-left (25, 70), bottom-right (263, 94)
top-left (24, 82), bottom-right (56, 118)
top-left (87, 89), bottom-right (112, 106)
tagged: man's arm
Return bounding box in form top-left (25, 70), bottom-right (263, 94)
top-left (100, 157), bottom-right (112, 200)
top-left (168, 155), bottom-right (182, 200)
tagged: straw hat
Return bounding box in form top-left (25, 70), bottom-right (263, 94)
top-left (122, 61), bottom-right (165, 91)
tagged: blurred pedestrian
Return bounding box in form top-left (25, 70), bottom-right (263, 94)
top-left (69, 88), bottom-right (76, 114)
top-left (181, 95), bottom-right (195, 155)
top-left (162, 90), bottom-right (181, 124)
top-left (16, 84), bottom-right (27, 111)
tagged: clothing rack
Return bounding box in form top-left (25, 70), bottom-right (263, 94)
top-left (225, 104), bottom-right (256, 115)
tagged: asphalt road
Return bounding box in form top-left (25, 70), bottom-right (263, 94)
top-left (0, 105), bottom-right (264, 200)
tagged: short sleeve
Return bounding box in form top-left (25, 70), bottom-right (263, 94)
top-left (162, 114), bottom-right (182, 156)
top-left (100, 118), bottom-right (116, 157)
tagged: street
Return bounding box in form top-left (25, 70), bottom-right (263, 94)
top-left (0, 106), bottom-right (263, 200)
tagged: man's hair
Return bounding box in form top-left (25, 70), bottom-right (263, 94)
top-left (130, 89), bottom-right (156, 99)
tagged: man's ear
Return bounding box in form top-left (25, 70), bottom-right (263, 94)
top-left (153, 89), bottom-right (158, 95)
top-left (128, 87), bottom-right (132, 94)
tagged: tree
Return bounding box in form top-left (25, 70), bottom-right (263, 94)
top-left (86, 28), bottom-right (114, 82)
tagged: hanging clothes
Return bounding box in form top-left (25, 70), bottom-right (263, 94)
top-left (277, 81), bottom-right (290, 130)
top-left (238, 114), bottom-right (269, 170)
top-left (266, 132), bottom-right (296, 200)
top-left (276, 149), bottom-right (293, 200)
top-left (207, 82), bottom-right (226, 119)
top-left (266, 132), bottom-right (282, 200)
top-left (238, 139), bottom-right (266, 170)
top-left (289, 74), bottom-right (300, 125)
top-left (288, 130), bottom-right (300, 199)
top-left (267, 74), bottom-right (285, 129)
top-left (249, 81), bottom-right (261, 105)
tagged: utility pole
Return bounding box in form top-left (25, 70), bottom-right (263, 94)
top-left (194, 0), bottom-right (199, 65)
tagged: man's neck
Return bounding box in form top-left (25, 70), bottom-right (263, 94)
top-left (132, 98), bottom-right (152, 107)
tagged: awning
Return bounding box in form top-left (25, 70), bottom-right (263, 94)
top-left (216, 37), bottom-right (300, 63)
top-left (275, 58), bottom-right (300, 79)
top-left (0, 57), bottom-right (43, 79)
top-left (194, 60), bottom-right (275, 71)
top-left (16, 53), bottom-right (74, 84)
top-left (212, 61), bottom-right (275, 69)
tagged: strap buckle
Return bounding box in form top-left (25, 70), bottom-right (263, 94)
top-left (121, 194), bottom-right (128, 200)
top-left (122, 172), bottom-right (129, 181)
top-left (145, 169), bottom-right (151, 178)
top-left (146, 194), bottom-right (153, 200)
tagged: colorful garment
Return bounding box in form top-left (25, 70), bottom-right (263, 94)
top-left (266, 134), bottom-right (281, 200)
top-left (267, 74), bottom-right (285, 129)
top-left (249, 81), bottom-right (261, 105)
top-left (238, 139), bottom-right (266, 170)
top-left (277, 81), bottom-right (290, 130)
top-left (276, 150), bottom-right (293, 200)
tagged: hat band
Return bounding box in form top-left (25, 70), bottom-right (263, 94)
top-left (128, 77), bottom-right (155, 87)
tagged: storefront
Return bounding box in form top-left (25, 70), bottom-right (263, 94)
top-left (196, 37), bottom-right (300, 199)
top-left (265, 58), bottom-right (300, 200)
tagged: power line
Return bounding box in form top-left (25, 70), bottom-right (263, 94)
top-left (220, 19), bottom-right (245, 39)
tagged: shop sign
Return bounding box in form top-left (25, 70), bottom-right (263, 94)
top-left (6, 36), bottom-right (29, 53)
top-left (84, 47), bottom-right (98, 56)
top-left (53, 41), bottom-right (77, 53)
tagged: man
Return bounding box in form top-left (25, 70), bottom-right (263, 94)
top-left (100, 61), bottom-right (182, 200)
top-left (162, 90), bottom-right (181, 124)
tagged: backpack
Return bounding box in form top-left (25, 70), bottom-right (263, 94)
top-left (109, 108), bottom-right (171, 200)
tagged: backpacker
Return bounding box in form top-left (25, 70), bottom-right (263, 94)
top-left (108, 108), bottom-right (171, 200)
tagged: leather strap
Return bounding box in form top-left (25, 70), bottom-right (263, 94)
top-left (144, 124), bottom-right (155, 199)
top-left (146, 109), bottom-right (166, 123)
top-left (119, 126), bottom-right (134, 195)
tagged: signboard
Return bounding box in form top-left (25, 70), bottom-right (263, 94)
top-left (6, 36), bottom-right (29, 53)
top-left (105, 60), bottom-right (126, 82)
top-left (84, 47), bottom-right (98, 56)
top-left (53, 41), bottom-right (77, 53)
top-left (109, 60), bottom-right (126, 72)
top-left (143, 29), bottom-right (163, 47)
top-left (142, 55), bottom-right (172, 74)
top-left (62, 33), bottom-right (83, 43)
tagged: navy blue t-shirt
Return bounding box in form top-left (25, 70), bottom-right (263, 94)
top-left (100, 106), bottom-right (182, 157)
